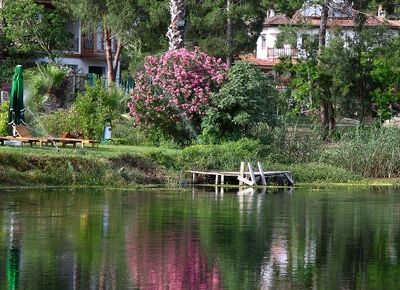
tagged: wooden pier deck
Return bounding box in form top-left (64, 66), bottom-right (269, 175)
top-left (187, 167), bottom-right (294, 187)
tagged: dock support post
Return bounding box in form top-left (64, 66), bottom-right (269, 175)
top-left (239, 162), bottom-right (245, 185)
top-left (283, 172), bottom-right (294, 186)
top-left (248, 162), bottom-right (256, 185)
top-left (192, 173), bottom-right (196, 184)
top-left (221, 174), bottom-right (225, 185)
top-left (257, 162), bottom-right (267, 186)
top-left (215, 174), bottom-right (219, 185)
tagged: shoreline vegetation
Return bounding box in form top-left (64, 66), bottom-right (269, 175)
top-left (2, 125), bottom-right (400, 188)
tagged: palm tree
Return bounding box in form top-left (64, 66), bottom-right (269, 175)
top-left (167, 0), bottom-right (187, 50)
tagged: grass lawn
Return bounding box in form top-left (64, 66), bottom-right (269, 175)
top-left (0, 144), bottom-right (182, 159)
top-left (0, 143), bottom-right (183, 186)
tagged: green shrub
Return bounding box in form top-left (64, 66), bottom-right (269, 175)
top-left (39, 107), bottom-right (79, 137)
top-left (39, 80), bottom-right (126, 140)
top-left (112, 117), bottom-right (149, 146)
top-left (201, 61), bottom-right (278, 143)
top-left (146, 151), bottom-right (180, 170)
top-left (107, 138), bottom-right (127, 145)
top-left (25, 63), bottom-right (70, 114)
top-left (0, 101), bottom-right (11, 136)
top-left (128, 48), bottom-right (227, 145)
top-left (73, 80), bottom-right (124, 139)
top-left (182, 138), bottom-right (266, 170)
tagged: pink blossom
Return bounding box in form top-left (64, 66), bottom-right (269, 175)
top-left (128, 47), bottom-right (228, 131)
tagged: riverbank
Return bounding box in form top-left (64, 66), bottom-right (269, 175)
top-left (0, 145), bottom-right (181, 186)
top-left (0, 143), bottom-right (393, 187)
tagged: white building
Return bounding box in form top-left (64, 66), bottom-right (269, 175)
top-left (59, 18), bottom-right (120, 82)
top-left (4, 0), bottom-right (121, 81)
top-left (248, 1), bottom-right (400, 70)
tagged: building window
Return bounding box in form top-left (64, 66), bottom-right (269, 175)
top-left (83, 33), bottom-right (94, 50)
top-left (261, 34), bottom-right (266, 50)
top-left (89, 66), bottom-right (105, 77)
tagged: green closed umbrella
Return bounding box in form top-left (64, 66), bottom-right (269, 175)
top-left (8, 65), bottom-right (26, 127)
top-left (7, 214), bottom-right (20, 290)
top-left (7, 245), bottom-right (20, 290)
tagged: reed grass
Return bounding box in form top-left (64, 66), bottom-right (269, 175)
top-left (321, 126), bottom-right (400, 178)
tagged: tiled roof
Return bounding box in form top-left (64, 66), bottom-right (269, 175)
top-left (264, 10), bottom-right (400, 29)
top-left (305, 14), bottom-right (400, 28)
top-left (243, 55), bottom-right (296, 69)
top-left (263, 15), bottom-right (293, 26)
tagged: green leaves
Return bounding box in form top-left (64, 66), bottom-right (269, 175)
top-left (186, 0), bottom-right (266, 60)
top-left (74, 80), bottom-right (124, 139)
top-left (202, 61), bottom-right (278, 142)
top-left (370, 37), bottom-right (400, 119)
top-left (25, 63), bottom-right (70, 114)
top-left (0, 101), bottom-right (11, 136)
top-left (0, 0), bottom-right (72, 61)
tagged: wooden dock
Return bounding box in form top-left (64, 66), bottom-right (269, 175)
top-left (187, 162), bottom-right (294, 187)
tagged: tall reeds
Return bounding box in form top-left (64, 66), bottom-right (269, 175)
top-left (321, 126), bottom-right (400, 178)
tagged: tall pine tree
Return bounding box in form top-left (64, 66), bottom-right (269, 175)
top-left (186, 0), bottom-right (267, 65)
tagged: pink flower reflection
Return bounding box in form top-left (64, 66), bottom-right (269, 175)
top-left (126, 226), bottom-right (223, 289)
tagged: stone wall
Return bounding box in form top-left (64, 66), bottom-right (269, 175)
top-left (43, 73), bottom-right (88, 113)
top-left (0, 83), bottom-right (11, 104)
top-left (0, 91), bottom-right (9, 104)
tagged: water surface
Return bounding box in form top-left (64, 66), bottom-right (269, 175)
top-left (1, 187), bottom-right (400, 289)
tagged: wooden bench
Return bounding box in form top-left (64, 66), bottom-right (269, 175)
top-left (40, 137), bottom-right (97, 148)
top-left (0, 137), bottom-right (8, 145)
top-left (1, 125), bottom-right (41, 147)
top-left (0, 126), bottom-right (97, 148)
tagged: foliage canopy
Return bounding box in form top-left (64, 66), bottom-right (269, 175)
top-left (202, 61), bottom-right (278, 142)
top-left (0, 0), bottom-right (72, 61)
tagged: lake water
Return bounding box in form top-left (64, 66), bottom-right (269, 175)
top-left (1, 187), bottom-right (400, 289)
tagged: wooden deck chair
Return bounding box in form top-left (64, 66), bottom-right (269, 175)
top-left (15, 125), bottom-right (34, 138)
top-left (5, 125), bottom-right (41, 147)
top-left (41, 131), bottom-right (97, 148)
top-left (60, 131), bottom-right (97, 148)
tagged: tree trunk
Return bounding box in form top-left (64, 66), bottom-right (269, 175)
top-left (167, 0), bottom-right (187, 50)
top-left (104, 29), bottom-right (122, 84)
top-left (226, 0), bottom-right (233, 67)
top-left (328, 101), bottom-right (335, 134)
top-left (360, 80), bottom-right (365, 123)
top-left (318, 1), bottom-right (329, 60)
top-left (0, 2), bottom-right (8, 62)
top-left (318, 0), bottom-right (335, 139)
top-left (0, 34), bottom-right (7, 62)
top-left (320, 100), bottom-right (329, 136)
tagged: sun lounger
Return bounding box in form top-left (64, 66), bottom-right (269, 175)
top-left (40, 132), bottom-right (97, 148)
top-left (41, 137), bottom-right (96, 148)
top-left (15, 125), bottom-right (35, 139)
top-left (0, 137), bottom-right (8, 145)
top-left (0, 125), bottom-right (41, 147)
top-left (0, 126), bottom-right (97, 148)
top-left (5, 137), bottom-right (40, 147)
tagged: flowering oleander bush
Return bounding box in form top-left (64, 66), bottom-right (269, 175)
top-left (128, 48), bottom-right (228, 144)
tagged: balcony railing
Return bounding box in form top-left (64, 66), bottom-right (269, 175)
top-left (267, 48), bottom-right (298, 59)
top-left (81, 33), bottom-right (117, 57)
